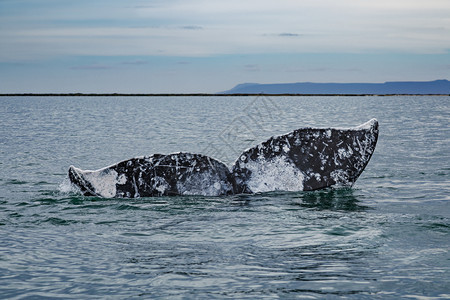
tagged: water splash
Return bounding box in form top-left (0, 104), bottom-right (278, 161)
top-left (58, 177), bottom-right (80, 194)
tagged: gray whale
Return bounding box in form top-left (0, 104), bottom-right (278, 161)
top-left (68, 119), bottom-right (378, 198)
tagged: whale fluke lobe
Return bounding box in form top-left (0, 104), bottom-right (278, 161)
top-left (232, 119), bottom-right (379, 193)
top-left (68, 119), bottom-right (378, 198)
top-left (69, 153), bottom-right (234, 198)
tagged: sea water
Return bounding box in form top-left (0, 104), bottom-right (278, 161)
top-left (0, 96), bottom-right (449, 299)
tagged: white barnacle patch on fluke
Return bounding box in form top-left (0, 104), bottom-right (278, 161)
top-left (81, 168), bottom-right (119, 198)
top-left (213, 182), bottom-right (221, 190)
top-left (117, 173), bottom-right (127, 185)
top-left (242, 156), bottom-right (305, 193)
top-left (330, 169), bottom-right (350, 186)
top-left (355, 118), bottom-right (378, 130)
top-left (176, 171), bottom-right (230, 196)
top-left (153, 176), bottom-right (169, 195)
top-left (337, 147), bottom-right (352, 159)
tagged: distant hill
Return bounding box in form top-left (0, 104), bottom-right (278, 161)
top-left (221, 80), bottom-right (450, 94)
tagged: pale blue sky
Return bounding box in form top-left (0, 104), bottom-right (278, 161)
top-left (1, 0), bottom-right (449, 93)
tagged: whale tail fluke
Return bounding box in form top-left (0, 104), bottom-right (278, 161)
top-left (68, 119), bottom-right (379, 198)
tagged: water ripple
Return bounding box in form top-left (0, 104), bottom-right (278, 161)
top-left (0, 96), bottom-right (449, 299)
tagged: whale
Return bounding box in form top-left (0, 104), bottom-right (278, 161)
top-left (68, 119), bottom-right (378, 198)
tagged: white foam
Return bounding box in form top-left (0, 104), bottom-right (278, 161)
top-left (243, 155), bottom-right (305, 193)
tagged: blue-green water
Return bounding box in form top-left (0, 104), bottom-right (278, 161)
top-left (0, 96), bottom-right (449, 299)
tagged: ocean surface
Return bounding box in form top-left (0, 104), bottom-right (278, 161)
top-left (0, 95), bottom-right (449, 299)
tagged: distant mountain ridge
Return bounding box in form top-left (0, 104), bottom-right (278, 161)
top-left (221, 80), bottom-right (450, 94)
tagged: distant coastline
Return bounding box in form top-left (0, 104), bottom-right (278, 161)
top-left (221, 79), bottom-right (450, 95)
top-left (2, 80), bottom-right (449, 96)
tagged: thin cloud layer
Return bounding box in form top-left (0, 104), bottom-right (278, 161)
top-left (1, 0), bottom-right (449, 61)
top-left (0, 0), bottom-right (449, 92)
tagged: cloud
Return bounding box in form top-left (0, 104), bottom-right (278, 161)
top-left (180, 25), bottom-right (203, 30)
top-left (285, 67), bottom-right (362, 73)
top-left (244, 64), bottom-right (260, 72)
top-left (121, 60), bottom-right (148, 65)
top-left (278, 33), bottom-right (301, 37)
top-left (0, 0), bottom-right (449, 62)
top-left (70, 64), bottom-right (111, 70)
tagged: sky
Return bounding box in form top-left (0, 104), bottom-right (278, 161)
top-left (0, 0), bottom-right (449, 93)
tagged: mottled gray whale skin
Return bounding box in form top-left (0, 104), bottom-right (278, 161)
top-left (68, 153), bottom-right (235, 198)
top-left (68, 119), bottom-right (378, 198)
top-left (232, 119), bottom-right (379, 193)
